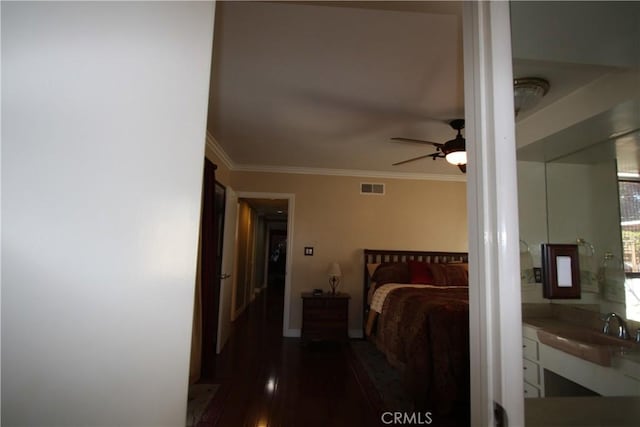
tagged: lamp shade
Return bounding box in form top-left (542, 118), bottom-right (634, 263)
top-left (445, 150), bottom-right (467, 166)
top-left (442, 130), bottom-right (466, 167)
top-left (328, 262), bottom-right (342, 277)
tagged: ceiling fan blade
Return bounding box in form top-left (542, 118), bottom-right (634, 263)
top-left (458, 164), bottom-right (467, 173)
top-left (391, 137), bottom-right (443, 148)
top-left (392, 152), bottom-right (443, 166)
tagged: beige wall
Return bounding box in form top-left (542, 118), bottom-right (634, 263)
top-left (253, 215), bottom-right (268, 290)
top-left (234, 200), bottom-right (253, 315)
top-left (230, 171), bottom-right (468, 334)
top-left (203, 148), bottom-right (468, 334)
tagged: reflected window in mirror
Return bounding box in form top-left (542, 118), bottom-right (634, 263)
top-left (618, 177), bottom-right (640, 321)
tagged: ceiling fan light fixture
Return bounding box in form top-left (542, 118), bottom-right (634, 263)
top-left (445, 150), bottom-right (467, 166)
top-left (514, 77), bottom-right (550, 115)
top-left (390, 118), bottom-right (467, 172)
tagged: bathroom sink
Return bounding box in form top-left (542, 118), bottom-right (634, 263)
top-left (537, 328), bottom-right (636, 366)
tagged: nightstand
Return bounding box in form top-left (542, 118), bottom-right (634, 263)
top-left (301, 292), bottom-right (350, 343)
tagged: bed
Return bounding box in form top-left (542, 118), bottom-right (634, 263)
top-left (362, 249), bottom-right (470, 415)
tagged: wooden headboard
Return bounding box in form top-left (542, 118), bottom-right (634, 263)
top-left (362, 249), bottom-right (468, 336)
top-left (364, 249), bottom-right (468, 265)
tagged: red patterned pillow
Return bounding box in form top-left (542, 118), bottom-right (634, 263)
top-left (445, 264), bottom-right (469, 286)
top-left (426, 263), bottom-right (449, 286)
top-left (408, 260), bottom-right (433, 284)
top-left (371, 262), bottom-right (410, 285)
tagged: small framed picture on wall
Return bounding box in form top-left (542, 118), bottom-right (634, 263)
top-left (541, 243), bottom-right (581, 299)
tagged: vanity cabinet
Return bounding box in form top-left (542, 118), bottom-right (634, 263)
top-left (523, 323), bottom-right (640, 398)
top-left (540, 342), bottom-right (640, 396)
top-left (523, 325), bottom-right (545, 398)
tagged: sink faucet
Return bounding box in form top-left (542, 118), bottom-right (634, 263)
top-left (602, 312), bottom-right (629, 340)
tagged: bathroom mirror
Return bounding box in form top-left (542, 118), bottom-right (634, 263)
top-left (519, 119), bottom-right (640, 319)
top-left (513, 0), bottom-right (640, 321)
top-left (512, 0), bottom-right (640, 410)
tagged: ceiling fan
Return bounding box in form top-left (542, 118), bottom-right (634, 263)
top-left (391, 119), bottom-right (467, 173)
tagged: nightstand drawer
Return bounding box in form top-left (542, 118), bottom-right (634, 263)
top-left (301, 292), bottom-right (350, 342)
top-left (303, 298), bottom-right (348, 309)
top-left (303, 307), bottom-right (347, 320)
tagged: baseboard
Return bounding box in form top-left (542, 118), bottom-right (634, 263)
top-left (284, 328), bottom-right (301, 338)
top-left (283, 329), bottom-right (361, 338)
top-left (349, 329), bottom-right (364, 339)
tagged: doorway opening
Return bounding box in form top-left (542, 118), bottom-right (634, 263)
top-left (232, 193), bottom-right (294, 336)
top-left (267, 227), bottom-right (287, 293)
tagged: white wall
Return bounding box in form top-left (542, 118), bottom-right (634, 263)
top-left (518, 158), bottom-right (626, 310)
top-left (517, 161), bottom-right (547, 267)
top-left (546, 163), bottom-right (595, 244)
top-left (1, 2), bottom-right (215, 426)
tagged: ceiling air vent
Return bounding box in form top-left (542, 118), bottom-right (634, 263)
top-left (360, 183), bottom-right (385, 195)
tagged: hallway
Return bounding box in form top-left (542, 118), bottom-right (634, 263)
top-left (197, 286), bottom-right (381, 427)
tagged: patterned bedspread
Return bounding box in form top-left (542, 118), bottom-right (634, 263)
top-left (373, 286), bottom-right (469, 414)
top-left (370, 284), bottom-right (442, 313)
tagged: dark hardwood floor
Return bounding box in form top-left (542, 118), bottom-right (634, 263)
top-left (197, 283), bottom-right (382, 427)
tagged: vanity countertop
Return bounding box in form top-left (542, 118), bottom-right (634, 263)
top-left (525, 396), bottom-right (640, 426)
top-left (521, 309), bottom-right (640, 424)
top-left (523, 317), bottom-right (580, 331)
top-left (523, 316), bottom-right (640, 363)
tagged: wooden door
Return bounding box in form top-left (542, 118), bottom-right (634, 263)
top-left (217, 186), bottom-right (237, 353)
top-left (200, 158), bottom-right (222, 379)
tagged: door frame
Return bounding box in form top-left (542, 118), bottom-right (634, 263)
top-left (463, 2), bottom-right (523, 426)
top-left (199, 158), bottom-right (222, 379)
top-left (217, 186), bottom-right (238, 354)
top-left (201, 1), bottom-right (523, 423)
top-left (235, 191), bottom-right (296, 337)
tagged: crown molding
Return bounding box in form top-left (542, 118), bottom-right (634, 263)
top-left (205, 132), bottom-right (465, 182)
top-left (205, 132), bottom-right (235, 170)
top-left (233, 164), bottom-right (467, 182)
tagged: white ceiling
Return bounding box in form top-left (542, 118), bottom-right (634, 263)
top-left (207, 1), bottom-right (639, 178)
